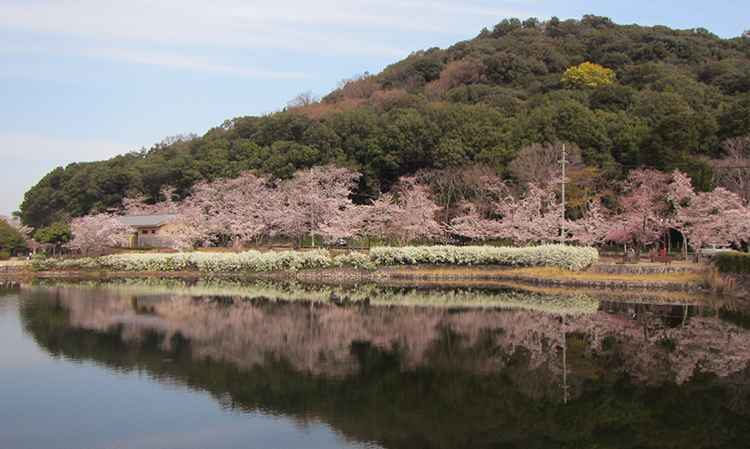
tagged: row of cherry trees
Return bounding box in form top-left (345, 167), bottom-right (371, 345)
top-left (66, 164), bottom-right (750, 254)
top-left (109, 165), bottom-right (442, 251)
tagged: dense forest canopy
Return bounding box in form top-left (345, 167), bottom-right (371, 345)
top-left (20, 15), bottom-right (750, 229)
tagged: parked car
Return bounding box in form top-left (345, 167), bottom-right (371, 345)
top-left (329, 238), bottom-right (348, 248)
top-left (700, 244), bottom-right (735, 256)
top-left (437, 238), bottom-right (466, 246)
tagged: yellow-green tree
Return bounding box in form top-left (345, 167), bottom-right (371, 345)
top-left (561, 62), bottom-right (616, 88)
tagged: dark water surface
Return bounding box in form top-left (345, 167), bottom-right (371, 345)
top-left (2, 279), bottom-right (750, 448)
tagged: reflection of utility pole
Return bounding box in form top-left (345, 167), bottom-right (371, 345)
top-left (561, 314), bottom-right (570, 404)
top-left (558, 145), bottom-right (568, 244)
top-left (309, 300), bottom-right (314, 372)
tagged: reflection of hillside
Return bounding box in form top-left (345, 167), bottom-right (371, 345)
top-left (30, 277), bottom-right (601, 313)
top-left (23, 280), bottom-right (750, 387)
top-left (19, 281), bottom-right (750, 448)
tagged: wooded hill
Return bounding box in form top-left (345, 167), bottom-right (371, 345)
top-left (20, 15), bottom-right (750, 229)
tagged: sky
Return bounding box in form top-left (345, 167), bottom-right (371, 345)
top-left (1, 0), bottom-right (748, 220)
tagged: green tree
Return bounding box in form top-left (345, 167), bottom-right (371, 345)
top-left (717, 96), bottom-right (750, 140)
top-left (639, 114), bottom-right (710, 187)
top-left (0, 220), bottom-right (27, 257)
top-left (34, 222), bottom-right (72, 255)
top-left (589, 83), bottom-right (637, 112)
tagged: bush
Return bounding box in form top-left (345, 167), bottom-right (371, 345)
top-left (0, 251), bottom-right (10, 260)
top-left (97, 249), bottom-right (333, 273)
top-left (30, 245), bottom-right (599, 273)
top-left (332, 251), bottom-right (376, 269)
top-left (715, 252), bottom-right (750, 275)
top-left (369, 244), bottom-right (598, 271)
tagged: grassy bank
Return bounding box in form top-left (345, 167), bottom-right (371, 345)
top-left (395, 266), bottom-right (704, 283)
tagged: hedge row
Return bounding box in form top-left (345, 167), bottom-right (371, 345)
top-left (30, 244), bottom-right (599, 273)
top-left (369, 244), bottom-right (599, 271)
top-left (715, 252), bottom-right (750, 275)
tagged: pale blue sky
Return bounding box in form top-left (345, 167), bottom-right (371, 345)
top-left (1, 0), bottom-right (748, 218)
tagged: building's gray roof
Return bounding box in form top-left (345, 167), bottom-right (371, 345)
top-left (117, 214), bottom-right (177, 227)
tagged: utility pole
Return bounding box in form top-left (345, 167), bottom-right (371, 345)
top-left (559, 145), bottom-right (568, 244)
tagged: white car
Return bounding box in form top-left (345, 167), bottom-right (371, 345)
top-left (700, 244), bottom-right (735, 256)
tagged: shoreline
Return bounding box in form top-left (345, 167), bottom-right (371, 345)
top-left (1, 262), bottom-right (708, 294)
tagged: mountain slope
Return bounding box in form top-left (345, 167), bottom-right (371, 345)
top-left (20, 15), bottom-right (750, 229)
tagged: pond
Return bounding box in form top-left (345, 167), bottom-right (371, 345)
top-left (2, 279), bottom-right (750, 448)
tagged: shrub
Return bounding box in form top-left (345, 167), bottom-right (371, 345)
top-left (30, 245), bottom-right (598, 273)
top-left (332, 251), bottom-right (376, 269)
top-left (96, 249), bottom-right (333, 273)
top-left (369, 244), bottom-right (598, 271)
top-left (715, 252), bottom-right (750, 275)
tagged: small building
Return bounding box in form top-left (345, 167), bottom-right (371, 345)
top-left (117, 214), bottom-right (177, 248)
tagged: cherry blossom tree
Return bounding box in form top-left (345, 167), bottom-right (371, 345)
top-left (446, 201), bottom-right (502, 241)
top-left (413, 164), bottom-right (505, 223)
top-left (363, 193), bottom-right (399, 244)
top-left (213, 172), bottom-right (278, 247)
top-left (276, 165), bottom-right (360, 246)
top-left (681, 187), bottom-right (750, 252)
top-left (317, 202), bottom-right (368, 243)
top-left (156, 172), bottom-right (281, 250)
top-left (494, 182), bottom-right (563, 245)
top-left (365, 177), bottom-right (442, 245)
top-left (507, 141), bottom-right (583, 185)
top-left (169, 180), bottom-right (229, 248)
top-left (1, 215), bottom-right (32, 237)
top-left (122, 187), bottom-right (180, 215)
top-left (665, 170), bottom-right (698, 258)
top-left (667, 170), bottom-right (750, 256)
top-left (566, 199), bottom-right (612, 246)
top-left (708, 135), bottom-right (750, 204)
top-left (160, 203), bottom-right (218, 251)
top-left (392, 177), bottom-right (443, 244)
top-left (607, 169), bottom-right (670, 251)
top-left (66, 213), bottom-right (134, 255)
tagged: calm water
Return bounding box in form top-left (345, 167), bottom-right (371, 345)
top-left (2, 279), bottom-right (750, 448)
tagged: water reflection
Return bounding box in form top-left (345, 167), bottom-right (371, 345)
top-left (16, 280), bottom-right (750, 448)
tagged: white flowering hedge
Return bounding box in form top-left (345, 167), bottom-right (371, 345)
top-left (31, 249), bottom-right (335, 273)
top-left (30, 244), bottom-right (597, 272)
top-left (369, 244), bottom-right (598, 271)
top-left (332, 251), bottom-right (376, 269)
top-left (99, 249), bottom-right (334, 273)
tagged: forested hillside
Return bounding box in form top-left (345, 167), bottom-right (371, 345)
top-left (20, 15), bottom-right (750, 229)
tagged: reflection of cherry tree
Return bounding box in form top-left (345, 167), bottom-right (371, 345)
top-left (570, 310), bottom-right (750, 386)
top-left (665, 317), bottom-right (750, 384)
top-left (39, 283), bottom-right (750, 403)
